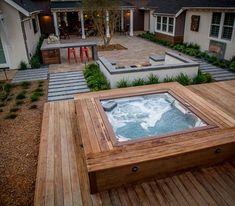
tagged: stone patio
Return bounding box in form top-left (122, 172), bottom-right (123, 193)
top-left (48, 34), bottom-right (169, 73)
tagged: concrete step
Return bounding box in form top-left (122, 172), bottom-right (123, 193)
top-left (206, 70), bottom-right (232, 75)
top-left (201, 68), bottom-right (223, 72)
top-left (50, 71), bottom-right (83, 77)
top-left (49, 76), bottom-right (85, 82)
top-left (48, 94), bottom-right (75, 102)
top-left (48, 81), bottom-right (87, 89)
top-left (212, 73), bottom-right (235, 78)
top-left (48, 88), bottom-right (90, 97)
top-left (214, 76), bottom-right (235, 81)
top-left (12, 76), bottom-right (48, 83)
top-left (49, 79), bottom-right (86, 86)
top-left (49, 73), bottom-right (84, 79)
top-left (48, 85), bottom-right (89, 93)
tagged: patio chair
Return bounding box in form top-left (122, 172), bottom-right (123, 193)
top-left (68, 48), bottom-right (78, 64)
top-left (59, 27), bottom-right (70, 39)
top-left (80, 47), bottom-right (89, 63)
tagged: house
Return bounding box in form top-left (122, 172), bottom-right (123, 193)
top-left (49, 0), bottom-right (136, 39)
top-left (145, 0), bottom-right (235, 60)
top-left (0, 0), bottom-right (43, 69)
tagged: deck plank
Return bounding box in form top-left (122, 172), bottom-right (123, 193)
top-left (35, 81), bottom-right (235, 206)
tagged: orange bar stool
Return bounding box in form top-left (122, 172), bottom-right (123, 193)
top-left (68, 48), bottom-right (78, 64)
top-left (80, 47), bottom-right (90, 63)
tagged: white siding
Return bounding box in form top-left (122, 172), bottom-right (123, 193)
top-left (184, 10), bottom-right (235, 60)
top-left (149, 10), bottom-right (156, 33)
top-left (0, 1), bottom-right (41, 69)
top-left (23, 15), bottom-right (41, 58)
top-left (0, 1), bottom-right (28, 69)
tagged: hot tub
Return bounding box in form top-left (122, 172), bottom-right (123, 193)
top-left (101, 92), bottom-right (207, 143)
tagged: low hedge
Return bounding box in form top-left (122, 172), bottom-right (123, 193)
top-left (139, 32), bottom-right (235, 72)
top-left (84, 63), bottom-right (110, 91)
top-left (116, 72), bottom-right (213, 88)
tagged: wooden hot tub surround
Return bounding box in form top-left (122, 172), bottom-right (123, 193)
top-left (74, 82), bottom-right (235, 193)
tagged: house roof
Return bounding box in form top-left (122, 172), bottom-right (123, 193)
top-left (11, 0), bottom-right (44, 12)
top-left (146, 0), bottom-right (235, 15)
top-left (50, 0), bottom-right (134, 10)
top-left (4, 0), bottom-right (45, 16)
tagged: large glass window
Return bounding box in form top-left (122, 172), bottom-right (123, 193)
top-left (156, 16), bottom-right (174, 34)
top-left (210, 13), bottom-right (221, 37)
top-left (168, 17), bottom-right (174, 33)
top-left (0, 36), bottom-right (6, 65)
top-left (210, 12), bottom-right (234, 41)
top-left (162, 17), bottom-right (167, 31)
top-left (157, 16), bottom-right (161, 30)
top-left (222, 13), bottom-right (235, 40)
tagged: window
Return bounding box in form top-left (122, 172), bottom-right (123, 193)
top-left (162, 17), bottom-right (167, 31)
top-left (156, 16), bottom-right (174, 34)
top-left (210, 12), bottom-right (235, 41)
top-left (157, 16), bottom-right (161, 30)
top-left (210, 13), bottom-right (221, 37)
top-left (222, 13), bottom-right (235, 40)
top-left (32, 17), bottom-right (38, 34)
top-left (168, 17), bottom-right (174, 33)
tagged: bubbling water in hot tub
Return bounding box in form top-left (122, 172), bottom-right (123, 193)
top-left (101, 93), bottom-right (207, 142)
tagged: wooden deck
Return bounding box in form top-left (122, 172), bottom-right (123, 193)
top-left (35, 81), bottom-right (235, 206)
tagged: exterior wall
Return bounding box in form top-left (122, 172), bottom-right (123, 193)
top-left (184, 10), bottom-right (235, 60)
top-left (149, 10), bottom-right (155, 33)
top-left (155, 32), bottom-right (183, 44)
top-left (144, 10), bottom-right (150, 31)
top-left (0, 1), bottom-right (28, 69)
top-left (23, 15), bottom-right (41, 58)
top-left (175, 12), bottom-right (186, 37)
top-left (98, 53), bottom-right (199, 88)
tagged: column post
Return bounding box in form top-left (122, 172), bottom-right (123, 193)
top-left (129, 9), bottom-right (133, 36)
top-left (80, 10), bottom-right (86, 39)
top-left (106, 10), bottom-right (110, 38)
top-left (121, 9), bottom-right (124, 31)
top-left (52, 12), bottom-right (59, 36)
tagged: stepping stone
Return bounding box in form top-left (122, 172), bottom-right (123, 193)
top-left (48, 71), bottom-right (90, 101)
top-left (12, 68), bottom-right (48, 83)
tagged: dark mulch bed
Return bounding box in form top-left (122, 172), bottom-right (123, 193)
top-left (98, 44), bottom-right (127, 51)
top-left (0, 80), bottom-right (47, 206)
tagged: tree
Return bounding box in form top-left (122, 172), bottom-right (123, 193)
top-left (82, 0), bottom-right (121, 46)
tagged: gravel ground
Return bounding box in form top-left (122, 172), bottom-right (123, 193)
top-left (0, 80), bottom-right (47, 206)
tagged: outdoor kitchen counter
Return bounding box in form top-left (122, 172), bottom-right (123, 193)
top-left (40, 39), bottom-right (98, 64)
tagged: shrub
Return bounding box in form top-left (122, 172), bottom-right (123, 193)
top-left (34, 88), bottom-right (43, 93)
top-left (146, 74), bottom-right (159, 85)
top-left (29, 104), bottom-right (37, 109)
top-left (163, 76), bottom-right (175, 82)
top-left (132, 78), bottom-right (145, 86)
top-left (116, 79), bottom-right (129, 88)
top-left (229, 61), bottom-right (235, 71)
top-left (4, 83), bottom-right (12, 93)
top-left (30, 93), bottom-right (41, 102)
top-left (20, 81), bottom-right (31, 89)
top-left (15, 100), bottom-right (24, 106)
top-left (5, 113), bottom-right (17, 119)
top-left (84, 63), bottom-right (110, 91)
top-left (16, 91), bottom-right (26, 99)
top-left (10, 107), bottom-right (19, 112)
top-left (0, 108), bottom-right (3, 112)
top-left (0, 102), bottom-right (5, 107)
top-left (30, 56), bottom-right (41, 69)
top-left (176, 73), bottom-right (192, 86)
top-left (19, 61), bottom-right (28, 70)
top-left (193, 71), bottom-right (214, 84)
